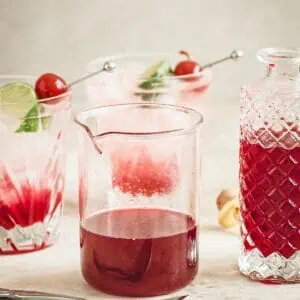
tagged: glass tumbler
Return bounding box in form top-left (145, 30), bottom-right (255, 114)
top-left (239, 48), bottom-right (300, 283)
top-left (85, 53), bottom-right (212, 112)
top-left (75, 103), bottom-right (202, 297)
top-left (0, 76), bottom-right (71, 254)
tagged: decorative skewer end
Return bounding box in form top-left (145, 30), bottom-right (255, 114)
top-left (231, 49), bottom-right (244, 60)
top-left (103, 61), bottom-right (116, 72)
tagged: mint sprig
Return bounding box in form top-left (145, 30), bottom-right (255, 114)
top-left (137, 61), bottom-right (174, 101)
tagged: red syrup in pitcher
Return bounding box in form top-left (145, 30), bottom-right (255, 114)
top-left (80, 208), bottom-right (198, 297)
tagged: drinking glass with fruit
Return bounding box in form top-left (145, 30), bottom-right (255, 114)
top-left (85, 50), bottom-right (242, 112)
top-left (0, 73), bottom-right (71, 254)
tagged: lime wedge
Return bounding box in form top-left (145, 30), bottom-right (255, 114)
top-left (0, 83), bottom-right (37, 118)
top-left (0, 82), bottom-right (51, 133)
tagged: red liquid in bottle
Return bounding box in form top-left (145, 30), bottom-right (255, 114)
top-left (80, 208), bottom-right (198, 297)
top-left (240, 140), bottom-right (300, 258)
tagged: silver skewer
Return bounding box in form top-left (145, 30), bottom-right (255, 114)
top-left (68, 60), bottom-right (116, 88)
top-left (200, 49), bottom-right (244, 70)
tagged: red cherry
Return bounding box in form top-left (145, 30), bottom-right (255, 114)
top-left (174, 50), bottom-right (201, 77)
top-left (35, 73), bottom-right (68, 102)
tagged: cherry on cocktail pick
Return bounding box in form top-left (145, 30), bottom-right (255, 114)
top-left (174, 50), bottom-right (201, 76)
top-left (174, 49), bottom-right (244, 78)
top-left (35, 73), bottom-right (68, 100)
top-left (35, 49), bottom-right (244, 102)
top-left (35, 61), bottom-right (116, 103)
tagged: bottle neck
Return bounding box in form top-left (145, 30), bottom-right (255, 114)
top-left (266, 63), bottom-right (300, 79)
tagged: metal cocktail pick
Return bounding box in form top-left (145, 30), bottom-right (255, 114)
top-left (67, 49), bottom-right (244, 87)
top-left (68, 61), bottom-right (116, 88)
top-left (200, 49), bottom-right (244, 70)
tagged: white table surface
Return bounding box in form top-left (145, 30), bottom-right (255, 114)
top-left (1, 211), bottom-right (299, 300)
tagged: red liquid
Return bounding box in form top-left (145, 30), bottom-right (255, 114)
top-left (0, 167), bottom-right (62, 231)
top-left (80, 208), bottom-right (198, 297)
top-left (240, 140), bottom-right (300, 258)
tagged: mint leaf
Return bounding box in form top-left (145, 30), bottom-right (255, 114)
top-left (15, 103), bottom-right (52, 133)
top-left (138, 79), bottom-right (164, 90)
top-left (137, 61), bottom-right (174, 101)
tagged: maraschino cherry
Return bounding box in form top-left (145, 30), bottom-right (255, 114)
top-left (34, 61), bottom-right (116, 103)
top-left (174, 50), bottom-right (201, 77)
top-left (35, 73), bottom-right (68, 100)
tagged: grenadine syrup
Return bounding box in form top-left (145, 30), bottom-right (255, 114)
top-left (240, 140), bottom-right (300, 258)
top-left (0, 168), bottom-right (63, 254)
top-left (80, 208), bottom-right (198, 297)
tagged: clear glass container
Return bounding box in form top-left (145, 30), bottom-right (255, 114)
top-left (85, 53), bottom-right (212, 112)
top-left (239, 48), bottom-right (300, 283)
top-left (0, 76), bottom-right (71, 254)
top-left (75, 103), bottom-right (202, 297)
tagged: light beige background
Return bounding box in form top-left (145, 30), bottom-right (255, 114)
top-left (1, 0), bottom-right (300, 216)
top-left (2, 2), bottom-right (300, 299)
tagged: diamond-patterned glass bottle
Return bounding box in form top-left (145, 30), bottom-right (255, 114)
top-left (239, 48), bottom-right (300, 283)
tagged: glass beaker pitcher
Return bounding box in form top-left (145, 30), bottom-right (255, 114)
top-left (0, 75), bottom-right (71, 254)
top-left (75, 103), bottom-right (202, 297)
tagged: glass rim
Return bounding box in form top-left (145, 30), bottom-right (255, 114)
top-left (75, 103), bottom-right (203, 139)
top-left (85, 52), bottom-right (211, 81)
top-left (0, 75), bottom-right (72, 105)
top-left (257, 48), bottom-right (300, 65)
